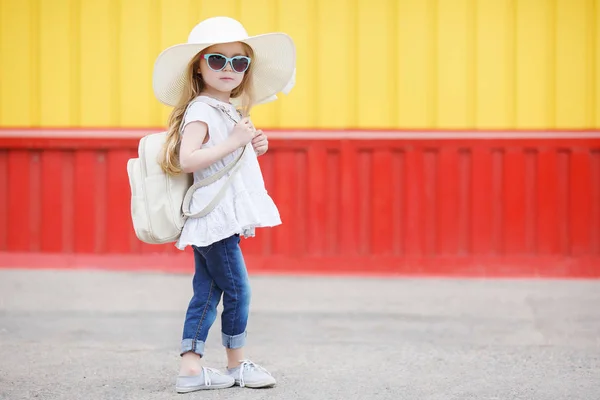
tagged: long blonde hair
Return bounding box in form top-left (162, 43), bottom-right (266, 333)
top-left (160, 43), bottom-right (256, 175)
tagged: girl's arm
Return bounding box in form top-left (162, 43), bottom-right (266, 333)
top-left (179, 119), bottom-right (254, 173)
top-left (251, 129), bottom-right (269, 156)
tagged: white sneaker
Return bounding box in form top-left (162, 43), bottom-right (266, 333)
top-left (226, 360), bottom-right (277, 388)
top-left (175, 366), bottom-right (235, 393)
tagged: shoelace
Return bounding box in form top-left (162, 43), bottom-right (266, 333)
top-left (201, 366), bottom-right (224, 387)
top-left (237, 359), bottom-right (272, 388)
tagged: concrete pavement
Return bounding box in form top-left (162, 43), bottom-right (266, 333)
top-left (0, 268), bottom-right (599, 400)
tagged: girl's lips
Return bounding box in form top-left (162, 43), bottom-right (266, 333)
top-left (220, 77), bottom-right (234, 81)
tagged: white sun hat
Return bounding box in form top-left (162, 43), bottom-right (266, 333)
top-left (152, 16), bottom-right (296, 107)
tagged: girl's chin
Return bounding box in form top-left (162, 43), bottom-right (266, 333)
top-left (207, 80), bottom-right (241, 92)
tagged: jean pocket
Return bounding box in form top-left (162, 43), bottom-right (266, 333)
top-left (193, 244), bottom-right (214, 257)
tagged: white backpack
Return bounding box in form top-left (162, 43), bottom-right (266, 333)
top-left (126, 100), bottom-right (245, 245)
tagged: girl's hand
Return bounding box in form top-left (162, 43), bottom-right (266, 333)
top-left (251, 130), bottom-right (268, 156)
top-left (230, 117), bottom-right (255, 147)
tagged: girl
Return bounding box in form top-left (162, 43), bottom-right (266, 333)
top-left (151, 16), bottom-right (296, 393)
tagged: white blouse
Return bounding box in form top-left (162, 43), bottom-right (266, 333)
top-left (175, 95), bottom-right (281, 250)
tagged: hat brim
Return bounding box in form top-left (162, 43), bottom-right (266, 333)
top-left (152, 33), bottom-right (296, 107)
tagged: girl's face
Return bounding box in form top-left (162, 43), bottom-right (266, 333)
top-left (198, 42), bottom-right (249, 96)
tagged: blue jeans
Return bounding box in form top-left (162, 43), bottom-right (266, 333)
top-left (180, 234), bottom-right (251, 357)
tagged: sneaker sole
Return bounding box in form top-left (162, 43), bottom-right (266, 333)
top-left (176, 381), bottom-right (235, 393)
top-left (236, 380), bottom-right (277, 389)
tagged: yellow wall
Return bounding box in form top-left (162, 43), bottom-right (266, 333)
top-left (0, 0), bottom-right (598, 129)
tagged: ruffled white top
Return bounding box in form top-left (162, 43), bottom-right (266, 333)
top-left (175, 95), bottom-right (281, 250)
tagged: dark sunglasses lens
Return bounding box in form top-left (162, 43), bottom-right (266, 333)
top-left (231, 57), bottom-right (249, 72)
top-left (207, 55), bottom-right (226, 70)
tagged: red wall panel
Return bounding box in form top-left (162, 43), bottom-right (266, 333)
top-left (0, 130), bottom-right (599, 277)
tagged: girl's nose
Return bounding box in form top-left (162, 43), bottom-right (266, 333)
top-left (223, 62), bottom-right (233, 72)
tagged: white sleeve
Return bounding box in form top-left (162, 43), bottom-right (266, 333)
top-left (180, 102), bottom-right (217, 136)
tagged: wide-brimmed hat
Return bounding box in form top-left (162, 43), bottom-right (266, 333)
top-left (152, 16), bottom-right (296, 107)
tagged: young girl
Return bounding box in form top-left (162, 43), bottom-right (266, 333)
top-left (151, 16), bottom-right (296, 393)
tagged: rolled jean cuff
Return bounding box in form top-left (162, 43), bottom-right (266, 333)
top-left (180, 339), bottom-right (206, 357)
top-left (222, 331), bottom-right (247, 349)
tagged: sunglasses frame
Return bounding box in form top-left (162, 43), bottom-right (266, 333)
top-left (203, 53), bottom-right (252, 73)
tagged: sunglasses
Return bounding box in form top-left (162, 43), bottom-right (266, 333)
top-left (203, 53), bottom-right (251, 73)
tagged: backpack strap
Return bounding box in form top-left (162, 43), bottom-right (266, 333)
top-left (180, 98), bottom-right (247, 219)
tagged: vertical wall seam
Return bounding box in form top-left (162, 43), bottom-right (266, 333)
top-left (328, 150), bottom-right (340, 255)
top-left (467, 0), bottom-right (477, 128)
top-left (62, 151), bottom-right (74, 252)
top-left (297, 150), bottom-right (307, 255)
top-left (70, 0), bottom-right (81, 126)
top-left (359, 150), bottom-right (370, 255)
top-left (463, 149), bottom-right (472, 254)
top-left (429, 0), bottom-right (438, 128)
top-left (310, 0), bottom-right (319, 128)
top-left (390, 0), bottom-right (399, 128)
top-left (0, 0), bottom-right (3, 124)
top-left (95, 151), bottom-right (107, 253)
top-left (491, 149), bottom-right (503, 254)
top-left (151, 0), bottom-right (161, 127)
top-left (351, 0), bottom-right (359, 128)
top-left (507, 0), bottom-right (516, 129)
top-left (526, 149), bottom-right (538, 254)
top-left (556, 150), bottom-right (570, 256)
top-left (548, 0), bottom-right (557, 129)
top-left (31, 0), bottom-right (41, 126)
top-left (112, 0), bottom-right (121, 126)
top-left (431, 150), bottom-right (438, 255)
top-left (29, 151), bottom-right (41, 251)
top-left (394, 150), bottom-right (405, 255)
top-left (513, 0), bottom-right (518, 129)
top-left (0, 151), bottom-right (6, 250)
top-left (272, 0), bottom-right (280, 128)
top-left (592, 0), bottom-right (600, 129)
top-left (588, 0), bottom-right (597, 128)
top-left (592, 150), bottom-right (600, 255)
